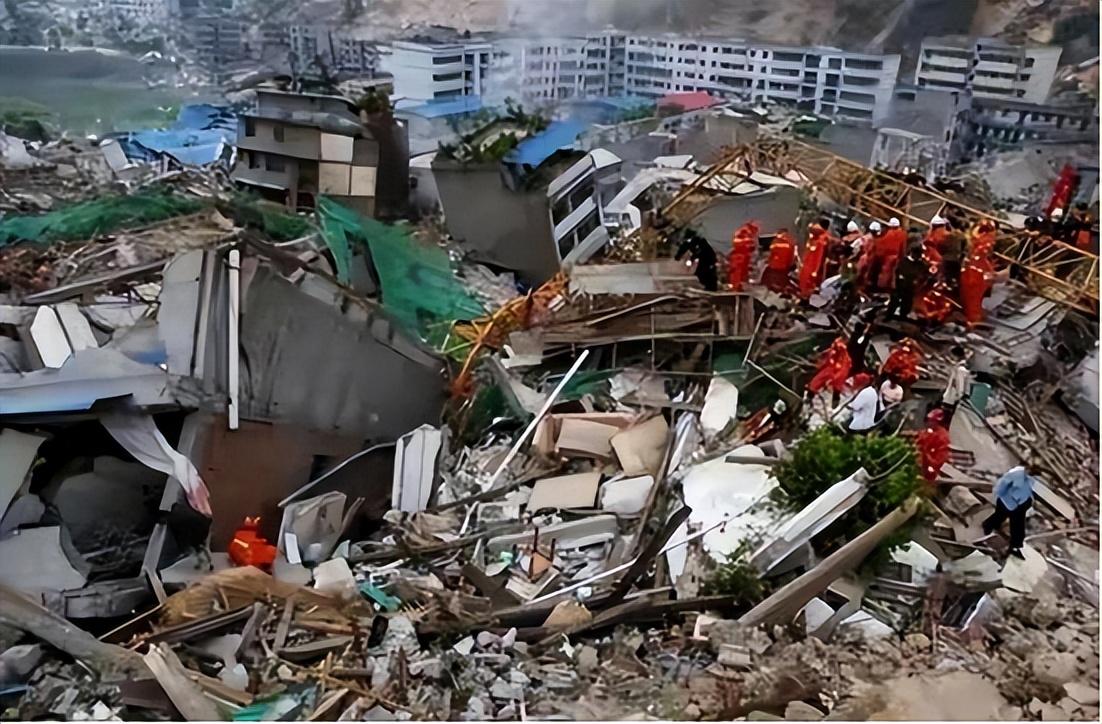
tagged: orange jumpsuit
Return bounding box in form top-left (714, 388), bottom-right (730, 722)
top-left (960, 255), bottom-right (993, 326)
top-left (807, 338), bottom-right (852, 394)
top-left (761, 231), bottom-right (797, 294)
top-left (916, 419), bottom-right (951, 483)
top-left (923, 226), bottom-right (947, 270)
top-left (960, 222), bottom-right (997, 326)
top-left (880, 340), bottom-right (922, 386)
top-left (798, 224), bottom-right (831, 299)
top-left (727, 222), bottom-right (758, 290)
top-left (914, 281), bottom-right (954, 324)
top-left (876, 227), bottom-right (907, 290)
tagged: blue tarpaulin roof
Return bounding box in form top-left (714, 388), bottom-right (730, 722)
top-left (404, 95), bottom-right (484, 119)
top-left (503, 120), bottom-right (587, 169)
top-left (116, 104), bottom-right (237, 167)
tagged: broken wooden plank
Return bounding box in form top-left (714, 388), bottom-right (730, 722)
top-left (274, 600), bottom-right (295, 651)
top-left (145, 606), bottom-right (253, 645)
top-left (739, 497), bottom-right (920, 627)
top-left (143, 643), bottom-right (223, 721)
top-left (0, 584), bottom-right (149, 678)
top-left (278, 635), bottom-right (354, 662)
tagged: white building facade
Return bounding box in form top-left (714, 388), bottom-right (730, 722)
top-left (381, 41), bottom-right (493, 103)
top-left (521, 31), bottom-right (627, 101)
top-left (914, 37), bottom-right (1061, 104)
top-left (96, 0), bottom-right (170, 24)
top-left (517, 32), bottom-right (901, 125)
top-left (288, 25), bottom-right (378, 75)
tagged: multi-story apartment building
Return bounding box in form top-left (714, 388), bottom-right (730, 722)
top-left (961, 96), bottom-right (1098, 153)
top-left (518, 32), bottom-right (901, 125)
top-left (232, 89), bottom-right (383, 216)
top-left (288, 25), bottom-right (378, 75)
top-left (96, 0), bottom-right (170, 24)
top-left (521, 30), bottom-right (627, 101)
top-left (914, 36), bottom-right (1061, 103)
top-left (381, 40), bottom-right (493, 103)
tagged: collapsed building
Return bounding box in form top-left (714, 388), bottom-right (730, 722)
top-left (0, 86), bottom-right (1097, 722)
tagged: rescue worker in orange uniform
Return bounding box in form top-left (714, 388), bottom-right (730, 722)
top-left (916, 408), bottom-right (951, 484)
top-left (761, 229), bottom-right (798, 295)
top-left (856, 220), bottom-right (882, 287)
top-left (960, 253), bottom-right (994, 327)
top-left (969, 219), bottom-right (997, 258)
top-left (798, 218), bottom-right (832, 299)
top-left (807, 337), bottom-right (852, 404)
top-left (874, 217), bottom-right (907, 290)
top-left (727, 221), bottom-right (758, 291)
top-left (829, 219), bottom-right (862, 278)
top-left (880, 337), bottom-right (922, 388)
top-left (960, 220), bottom-right (997, 327)
top-left (923, 214), bottom-right (949, 271)
top-left (1069, 203), bottom-right (1095, 251)
top-left (914, 280), bottom-right (955, 325)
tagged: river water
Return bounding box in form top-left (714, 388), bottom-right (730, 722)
top-left (0, 45), bottom-right (215, 135)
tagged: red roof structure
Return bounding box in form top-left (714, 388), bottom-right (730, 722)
top-left (657, 91), bottom-right (719, 113)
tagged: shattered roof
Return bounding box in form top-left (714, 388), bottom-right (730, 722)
top-left (503, 120), bottom-right (587, 169)
top-left (402, 95), bottom-right (485, 119)
top-left (658, 91), bottom-right (720, 112)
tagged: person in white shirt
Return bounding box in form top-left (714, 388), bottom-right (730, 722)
top-left (847, 381), bottom-right (880, 434)
top-left (879, 378), bottom-right (904, 407)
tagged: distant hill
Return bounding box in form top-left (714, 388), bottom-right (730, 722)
top-left (278, 0), bottom-right (1096, 63)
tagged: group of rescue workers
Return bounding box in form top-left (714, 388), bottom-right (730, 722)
top-left (669, 205), bottom-right (1084, 523)
top-left (672, 206), bottom-right (1085, 328)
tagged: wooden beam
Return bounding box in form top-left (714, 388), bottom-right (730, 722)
top-left (739, 498), bottom-right (920, 627)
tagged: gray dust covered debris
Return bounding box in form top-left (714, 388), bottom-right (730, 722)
top-left (0, 47), bottom-right (1097, 724)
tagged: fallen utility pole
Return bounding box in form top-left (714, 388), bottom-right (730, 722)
top-left (739, 497), bottom-right (920, 627)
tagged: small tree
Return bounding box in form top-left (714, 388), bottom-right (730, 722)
top-left (770, 426), bottom-right (926, 561)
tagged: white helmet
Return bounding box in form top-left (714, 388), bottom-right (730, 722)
top-left (931, 214), bottom-right (947, 226)
top-left (1051, 208), bottom-right (1064, 219)
top-left (846, 220), bottom-right (860, 233)
top-left (888, 217), bottom-right (901, 228)
top-left (869, 221), bottom-right (882, 233)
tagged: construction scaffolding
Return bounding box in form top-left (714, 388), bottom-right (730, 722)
top-left (736, 136), bottom-right (1099, 316)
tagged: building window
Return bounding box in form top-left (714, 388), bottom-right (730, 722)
top-left (265, 155), bottom-right (285, 172)
top-left (273, 125), bottom-right (284, 142)
top-left (247, 151), bottom-right (260, 169)
top-left (244, 117), bottom-right (256, 136)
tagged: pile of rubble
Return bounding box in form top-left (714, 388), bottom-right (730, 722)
top-left (0, 131), bottom-right (1097, 723)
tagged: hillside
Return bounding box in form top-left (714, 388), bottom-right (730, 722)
top-left (279, 0), bottom-right (1097, 62)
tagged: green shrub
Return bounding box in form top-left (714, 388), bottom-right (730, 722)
top-left (700, 541), bottom-right (768, 608)
top-left (770, 426), bottom-right (925, 559)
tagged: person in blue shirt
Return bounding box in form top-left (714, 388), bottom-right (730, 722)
top-left (979, 463), bottom-right (1038, 559)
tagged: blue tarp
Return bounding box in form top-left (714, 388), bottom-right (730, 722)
top-left (503, 120), bottom-right (587, 169)
top-left (564, 96), bottom-right (653, 124)
top-left (404, 95), bottom-right (484, 119)
top-left (115, 103), bottom-right (237, 167)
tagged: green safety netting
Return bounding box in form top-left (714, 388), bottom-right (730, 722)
top-left (225, 193), bottom-right (313, 242)
top-left (557, 368), bottom-right (620, 402)
top-left (316, 197), bottom-right (485, 344)
top-left (0, 191), bottom-right (203, 247)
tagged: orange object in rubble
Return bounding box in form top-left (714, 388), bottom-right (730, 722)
top-left (229, 516), bottom-right (277, 569)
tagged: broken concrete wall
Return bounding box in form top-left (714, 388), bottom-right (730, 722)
top-left (693, 186), bottom-right (803, 250)
top-left (430, 159), bottom-right (561, 286)
top-left (239, 266), bottom-right (446, 440)
top-left (183, 412), bottom-right (392, 549)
